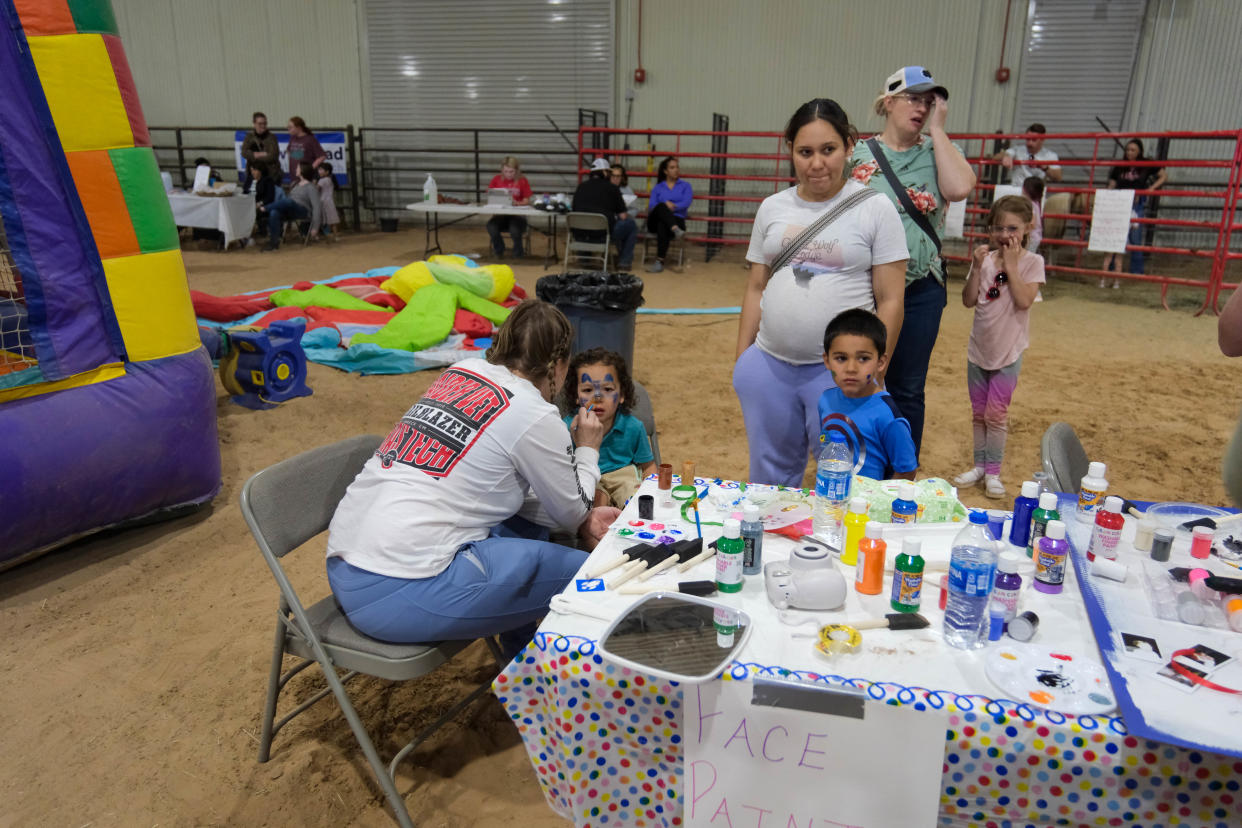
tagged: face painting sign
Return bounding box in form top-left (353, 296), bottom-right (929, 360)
top-left (376, 368), bottom-right (510, 477)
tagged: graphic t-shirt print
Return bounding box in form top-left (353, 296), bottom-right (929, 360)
top-left (376, 368), bottom-right (511, 477)
top-left (782, 222), bottom-right (845, 280)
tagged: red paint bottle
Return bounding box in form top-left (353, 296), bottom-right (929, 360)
top-left (1086, 496), bottom-right (1124, 561)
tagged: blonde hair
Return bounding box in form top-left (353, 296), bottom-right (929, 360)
top-left (486, 300), bottom-right (573, 386)
top-left (501, 155), bottom-right (522, 172)
top-left (871, 94), bottom-right (891, 118)
top-left (989, 195), bottom-right (1035, 247)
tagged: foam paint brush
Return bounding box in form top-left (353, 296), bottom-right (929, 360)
top-left (637, 538), bottom-right (704, 582)
top-left (617, 579), bottom-right (717, 596)
top-left (677, 537), bottom-right (719, 573)
top-left (1178, 512), bottom-right (1242, 532)
top-left (586, 541), bottom-right (656, 578)
top-left (609, 545), bottom-right (676, 589)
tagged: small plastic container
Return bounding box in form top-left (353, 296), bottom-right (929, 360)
top-left (1150, 529), bottom-right (1174, 562)
top-left (1133, 518), bottom-right (1156, 552)
top-left (1190, 526), bottom-right (1213, 560)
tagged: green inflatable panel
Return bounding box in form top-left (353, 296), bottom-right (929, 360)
top-left (109, 147), bottom-right (179, 253)
top-left (268, 284), bottom-right (393, 313)
top-left (351, 284), bottom-right (512, 352)
top-left (426, 260), bottom-right (493, 297)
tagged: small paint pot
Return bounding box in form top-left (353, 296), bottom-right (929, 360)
top-left (638, 495), bottom-right (654, 520)
top-left (1150, 529), bottom-right (1174, 562)
top-left (1190, 526), bottom-right (1213, 560)
top-left (1090, 556), bottom-right (1127, 583)
top-left (988, 602), bottom-right (1006, 641)
top-left (1177, 590), bottom-right (1206, 626)
top-left (1008, 611), bottom-right (1039, 642)
top-left (1133, 518), bottom-right (1157, 552)
top-left (986, 510), bottom-right (1007, 541)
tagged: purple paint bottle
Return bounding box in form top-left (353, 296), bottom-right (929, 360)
top-left (1033, 520), bottom-right (1069, 594)
top-left (992, 551), bottom-right (1023, 621)
top-left (1008, 481), bottom-right (1040, 549)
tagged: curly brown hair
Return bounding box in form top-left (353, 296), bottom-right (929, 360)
top-left (560, 347), bottom-right (635, 415)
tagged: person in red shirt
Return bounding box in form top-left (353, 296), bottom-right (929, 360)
top-left (486, 155), bottom-right (533, 258)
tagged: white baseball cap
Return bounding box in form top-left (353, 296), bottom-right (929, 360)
top-left (884, 65), bottom-right (948, 100)
top-left (590, 158), bottom-right (611, 172)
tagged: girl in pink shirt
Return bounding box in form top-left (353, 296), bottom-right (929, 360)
top-left (954, 195), bottom-right (1045, 499)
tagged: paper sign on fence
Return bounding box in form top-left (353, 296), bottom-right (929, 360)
top-left (993, 184), bottom-right (1023, 203)
top-left (685, 679), bottom-right (947, 828)
top-left (1088, 189), bottom-right (1136, 254)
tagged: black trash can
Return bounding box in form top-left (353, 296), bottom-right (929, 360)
top-left (535, 271), bottom-right (644, 369)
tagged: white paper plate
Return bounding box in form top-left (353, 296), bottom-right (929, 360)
top-left (985, 644), bottom-right (1117, 714)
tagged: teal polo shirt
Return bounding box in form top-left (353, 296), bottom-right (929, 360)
top-left (563, 410), bottom-right (653, 474)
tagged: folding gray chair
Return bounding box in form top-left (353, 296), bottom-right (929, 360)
top-left (241, 434), bottom-right (503, 828)
top-left (1041, 422), bottom-right (1089, 493)
top-left (630, 380), bottom-right (661, 466)
top-left (563, 211), bottom-right (611, 272)
top-left (639, 231), bottom-right (686, 270)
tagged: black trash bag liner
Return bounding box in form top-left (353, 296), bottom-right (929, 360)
top-left (535, 271), bottom-right (645, 312)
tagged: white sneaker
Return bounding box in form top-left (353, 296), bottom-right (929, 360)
top-left (1098, 278), bottom-right (1107, 288)
top-left (672, 226), bottom-right (686, 240)
top-left (1112, 279), bottom-right (1120, 289)
top-left (953, 467), bottom-right (985, 487)
top-left (985, 474), bottom-right (1007, 499)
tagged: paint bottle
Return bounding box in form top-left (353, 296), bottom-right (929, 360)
top-left (1086, 496), bottom-right (1125, 561)
top-left (1008, 480), bottom-right (1040, 551)
top-left (715, 519), bottom-right (744, 594)
top-left (1026, 492), bottom-right (1061, 559)
top-left (1076, 461), bottom-right (1109, 523)
top-left (987, 600), bottom-right (1007, 641)
top-left (992, 551), bottom-right (1023, 622)
top-left (1190, 526), bottom-right (1213, 560)
top-left (740, 503), bottom-right (764, 576)
top-left (1132, 518), bottom-right (1156, 552)
top-left (1150, 529), bottom-right (1174, 562)
top-left (841, 496), bottom-right (869, 567)
top-left (1033, 519), bottom-right (1069, 594)
top-left (855, 521), bottom-right (886, 595)
top-left (890, 538), bottom-right (924, 613)
top-left (890, 483), bottom-right (918, 525)
top-left (657, 463), bottom-right (673, 509)
top-left (713, 605), bottom-right (737, 647)
top-left (1226, 598), bottom-right (1242, 633)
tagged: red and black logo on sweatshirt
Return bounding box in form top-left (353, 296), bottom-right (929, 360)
top-left (376, 368), bottom-right (510, 477)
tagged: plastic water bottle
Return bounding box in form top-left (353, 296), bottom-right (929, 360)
top-left (423, 173), bottom-right (438, 204)
top-left (943, 510), bottom-right (999, 650)
top-left (813, 432), bottom-right (853, 544)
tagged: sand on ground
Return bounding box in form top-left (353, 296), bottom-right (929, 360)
top-left (2, 227), bottom-right (1238, 827)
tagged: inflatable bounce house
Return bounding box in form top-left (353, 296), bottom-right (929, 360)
top-left (0, 0), bottom-right (221, 570)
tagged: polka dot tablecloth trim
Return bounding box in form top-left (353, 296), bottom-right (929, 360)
top-left (495, 637), bottom-right (1242, 827)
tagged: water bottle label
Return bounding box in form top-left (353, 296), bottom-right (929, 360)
top-left (892, 571), bottom-right (922, 606)
top-left (815, 470), bottom-right (851, 500)
top-left (948, 561), bottom-right (996, 597)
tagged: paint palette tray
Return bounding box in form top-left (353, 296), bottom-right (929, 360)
top-left (984, 644), bottom-right (1117, 714)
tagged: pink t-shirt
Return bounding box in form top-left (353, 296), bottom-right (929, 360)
top-left (967, 249), bottom-right (1046, 370)
top-left (489, 174), bottom-right (532, 204)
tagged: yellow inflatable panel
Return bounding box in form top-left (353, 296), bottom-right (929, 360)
top-left (0, 363), bottom-right (126, 405)
top-left (428, 254), bottom-right (472, 267)
top-left (28, 34), bottom-right (133, 153)
top-left (102, 250), bottom-right (201, 361)
top-left (478, 264), bottom-right (516, 303)
top-left (381, 260), bottom-right (436, 302)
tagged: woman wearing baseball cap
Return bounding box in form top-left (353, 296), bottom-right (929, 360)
top-left (850, 66), bottom-right (976, 460)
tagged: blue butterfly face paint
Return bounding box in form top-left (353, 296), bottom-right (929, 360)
top-left (575, 363), bottom-right (622, 425)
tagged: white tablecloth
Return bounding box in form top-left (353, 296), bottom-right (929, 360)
top-left (167, 191), bottom-right (255, 246)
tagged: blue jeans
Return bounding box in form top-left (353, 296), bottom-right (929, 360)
top-left (486, 216), bottom-right (527, 256)
top-left (1128, 199), bottom-right (1147, 274)
top-left (732, 344), bottom-right (835, 487)
top-left (266, 195), bottom-right (308, 245)
top-left (326, 515), bottom-right (585, 656)
top-left (613, 217), bottom-right (637, 267)
top-left (884, 275), bottom-right (946, 461)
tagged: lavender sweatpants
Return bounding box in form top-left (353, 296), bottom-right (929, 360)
top-left (732, 344), bottom-right (835, 487)
top-left (966, 357), bottom-right (1023, 475)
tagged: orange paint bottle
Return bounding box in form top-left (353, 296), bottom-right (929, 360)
top-left (855, 521), bottom-right (886, 595)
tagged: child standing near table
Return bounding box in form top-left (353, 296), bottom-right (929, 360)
top-left (816, 309), bottom-right (918, 481)
top-left (561, 347), bottom-right (655, 507)
top-left (954, 195), bottom-right (1046, 499)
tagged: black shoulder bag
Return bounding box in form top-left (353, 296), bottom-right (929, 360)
top-left (865, 137), bottom-right (947, 282)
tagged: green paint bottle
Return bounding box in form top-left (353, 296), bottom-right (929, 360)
top-left (890, 538), bottom-right (925, 613)
top-left (1026, 492), bottom-right (1061, 559)
top-left (715, 518), bottom-right (744, 593)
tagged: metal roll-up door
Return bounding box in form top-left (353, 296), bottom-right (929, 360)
top-left (1012, 0), bottom-right (1148, 182)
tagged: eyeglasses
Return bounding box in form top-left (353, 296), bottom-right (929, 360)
top-left (895, 93), bottom-right (935, 108)
top-left (986, 271), bottom-right (1009, 301)
top-left (989, 224), bottom-right (1023, 235)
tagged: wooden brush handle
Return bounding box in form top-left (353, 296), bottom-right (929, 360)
top-left (637, 554), bottom-right (680, 582)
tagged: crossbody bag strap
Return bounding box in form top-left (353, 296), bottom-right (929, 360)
top-left (865, 137), bottom-right (941, 254)
top-left (768, 188), bottom-right (879, 275)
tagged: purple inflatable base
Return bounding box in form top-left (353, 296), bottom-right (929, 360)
top-left (0, 348), bottom-right (222, 567)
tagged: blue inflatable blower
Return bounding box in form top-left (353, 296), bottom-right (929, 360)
top-left (217, 319), bottom-right (313, 410)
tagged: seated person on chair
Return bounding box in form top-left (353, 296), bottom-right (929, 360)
top-left (485, 155), bottom-right (533, 259)
top-left (561, 347), bottom-right (654, 508)
top-left (243, 164), bottom-right (277, 238)
top-left (645, 155), bottom-right (693, 273)
top-left (325, 301), bottom-right (621, 656)
top-left (571, 158), bottom-right (638, 270)
top-left (260, 162), bottom-right (321, 251)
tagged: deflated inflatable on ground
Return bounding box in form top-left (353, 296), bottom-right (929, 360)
top-left (0, 0), bottom-right (221, 570)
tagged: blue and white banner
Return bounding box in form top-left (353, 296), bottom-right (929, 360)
top-left (234, 131), bottom-right (347, 185)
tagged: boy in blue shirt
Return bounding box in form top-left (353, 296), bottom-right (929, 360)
top-left (562, 348), bottom-right (655, 506)
top-left (818, 309), bottom-right (918, 480)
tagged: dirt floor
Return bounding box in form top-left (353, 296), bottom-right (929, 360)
top-left (2, 225), bottom-right (1240, 827)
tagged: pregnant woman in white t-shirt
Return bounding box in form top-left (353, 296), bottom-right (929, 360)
top-left (733, 98), bottom-right (909, 487)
